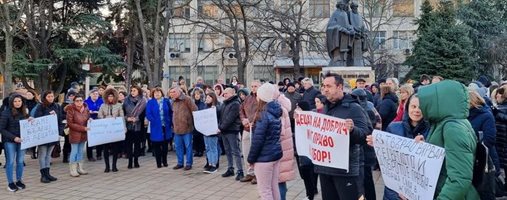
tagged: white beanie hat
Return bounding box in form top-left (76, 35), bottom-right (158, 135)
top-left (257, 83), bottom-right (276, 103)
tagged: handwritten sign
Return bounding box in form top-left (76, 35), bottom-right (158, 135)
top-left (20, 115), bottom-right (60, 149)
top-left (294, 111), bottom-right (350, 171)
top-left (373, 130), bottom-right (445, 200)
top-left (192, 107), bottom-right (219, 136)
top-left (87, 118), bottom-right (126, 147)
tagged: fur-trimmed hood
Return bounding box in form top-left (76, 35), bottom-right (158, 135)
top-left (103, 88), bottom-right (119, 105)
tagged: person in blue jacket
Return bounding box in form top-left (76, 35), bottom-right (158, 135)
top-left (146, 88), bottom-right (173, 168)
top-left (84, 89), bottom-right (104, 161)
top-left (248, 83), bottom-right (283, 200)
top-left (368, 94), bottom-right (430, 200)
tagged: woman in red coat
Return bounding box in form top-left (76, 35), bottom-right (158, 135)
top-left (65, 94), bottom-right (90, 177)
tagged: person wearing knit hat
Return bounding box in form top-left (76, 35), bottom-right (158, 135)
top-left (248, 83), bottom-right (283, 200)
top-left (257, 83), bottom-right (277, 103)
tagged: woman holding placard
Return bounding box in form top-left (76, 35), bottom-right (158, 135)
top-left (65, 93), bottom-right (90, 177)
top-left (0, 94), bottom-right (29, 192)
top-left (203, 92), bottom-right (221, 173)
top-left (367, 94), bottom-right (430, 200)
top-left (32, 90), bottom-right (65, 183)
top-left (98, 88), bottom-right (125, 173)
top-left (145, 88), bottom-right (172, 168)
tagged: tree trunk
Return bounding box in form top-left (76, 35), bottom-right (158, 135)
top-left (135, 0), bottom-right (154, 87)
top-left (3, 34), bottom-right (13, 96)
top-left (126, 23), bottom-right (136, 90)
top-left (152, 0), bottom-right (163, 87)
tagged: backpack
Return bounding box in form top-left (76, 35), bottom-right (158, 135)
top-left (443, 120), bottom-right (491, 189)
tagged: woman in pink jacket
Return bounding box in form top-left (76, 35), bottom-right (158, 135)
top-left (274, 90), bottom-right (296, 200)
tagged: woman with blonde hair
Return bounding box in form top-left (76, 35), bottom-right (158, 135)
top-left (393, 85), bottom-right (414, 122)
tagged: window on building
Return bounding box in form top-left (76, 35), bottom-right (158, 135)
top-left (364, 0), bottom-right (386, 17)
top-left (393, 0), bottom-right (414, 17)
top-left (168, 33), bottom-right (191, 53)
top-left (198, 0), bottom-right (218, 18)
top-left (198, 33), bottom-right (219, 52)
top-left (308, 33), bottom-right (326, 52)
top-left (254, 65), bottom-right (275, 82)
top-left (171, 1), bottom-right (191, 18)
top-left (168, 66), bottom-right (190, 84)
top-left (372, 31), bottom-right (386, 50)
top-left (197, 65), bottom-right (218, 85)
top-left (393, 31), bottom-right (414, 50)
top-left (310, 0), bottom-right (330, 18)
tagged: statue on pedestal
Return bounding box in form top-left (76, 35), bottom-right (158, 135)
top-left (326, 0), bottom-right (355, 66)
top-left (347, 2), bottom-right (368, 66)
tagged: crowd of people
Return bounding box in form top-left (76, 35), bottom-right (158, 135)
top-left (0, 73), bottom-right (503, 200)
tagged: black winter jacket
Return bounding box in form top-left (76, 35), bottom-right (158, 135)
top-left (247, 101), bottom-right (283, 163)
top-left (219, 95), bottom-right (242, 134)
top-left (0, 95), bottom-right (29, 143)
top-left (302, 86), bottom-right (321, 110)
top-left (378, 92), bottom-right (398, 131)
top-left (315, 94), bottom-right (372, 177)
top-left (495, 103), bottom-right (507, 170)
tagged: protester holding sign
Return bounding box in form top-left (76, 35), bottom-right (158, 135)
top-left (247, 83), bottom-right (283, 200)
top-left (32, 90), bottom-right (65, 184)
top-left (418, 80), bottom-right (480, 199)
top-left (203, 92), bottom-right (221, 173)
top-left (146, 88), bottom-right (173, 168)
top-left (97, 88), bottom-right (125, 173)
top-left (319, 73), bottom-right (372, 200)
top-left (366, 94), bottom-right (430, 200)
top-left (123, 85), bottom-right (147, 169)
top-left (0, 94), bottom-right (29, 192)
top-left (65, 94), bottom-right (90, 177)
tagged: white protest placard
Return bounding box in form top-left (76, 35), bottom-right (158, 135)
top-left (192, 107), bottom-right (218, 136)
top-left (20, 115), bottom-right (60, 150)
top-left (87, 118), bottom-right (126, 147)
top-left (294, 111), bottom-right (350, 171)
top-left (373, 130), bottom-right (445, 200)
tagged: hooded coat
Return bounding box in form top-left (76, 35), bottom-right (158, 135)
top-left (65, 103), bottom-right (90, 144)
top-left (98, 88), bottom-right (124, 119)
top-left (378, 92), bottom-right (398, 131)
top-left (468, 106), bottom-right (500, 173)
top-left (418, 80), bottom-right (479, 200)
top-left (276, 93), bottom-right (296, 183)
top-left (0, 94), bottom-right (29, 143)
top-left (247, 101), bottom-right (283, 163)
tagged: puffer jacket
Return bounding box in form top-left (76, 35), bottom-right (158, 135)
top-left (277, 93), bottom-right (296, 183)
top-left (172, 93), bottom-right (197, 134)
top-left (65, 103), bottom-right (90, 144)
top-left (98, 88), bottom-right (124, 119)
top-left (419, 80), bottom-right (479, 200)
top-left (0, 94), bottom-right (29, 143)
top-left (495, 102), bottom-right (507, 170)
top-left (316, 94), bottom-right (371, 177)
top-left (378, 92), bottom-right (398, 131)
top-left (219, 95), bottom-right (242, 134)
top-left (248, 101), bottom-right (283, 164)
top-left (84, 96), bottom-right (103, 119)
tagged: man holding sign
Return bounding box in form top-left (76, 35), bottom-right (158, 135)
top-left (317, 72), bottom-right (372, 200)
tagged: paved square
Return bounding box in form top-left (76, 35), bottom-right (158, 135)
top-left (0, 150), bottom-right (385, 199)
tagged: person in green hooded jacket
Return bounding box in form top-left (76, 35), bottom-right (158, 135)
top-left (418, 80), bottom-right (480, 200)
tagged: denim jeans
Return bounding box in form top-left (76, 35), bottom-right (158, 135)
top-left (37, 144), bottom-right (55, 169)
top-left (4, 142), bottom-right (25, 183)
top-left (70, 142), bottom-right (86, 163)
top-left (174, 133), bottom-right (193, 166)
top-left (204, 136), bottom-right (219, 166)
top-left (221, 133), bottom-right (243, 172)
top-left (279, 182), bottom-right (287, 200)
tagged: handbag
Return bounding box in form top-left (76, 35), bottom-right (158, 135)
top-left (51, 143), bottom-right (61, 158)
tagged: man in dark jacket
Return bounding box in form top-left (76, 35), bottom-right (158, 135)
top-left (284, 83), bottom-right (302, 133)
top-left (219, 88), bottom-right (244, 181)
top-left (319, 73), bottom-right (372, 200)
top-left (302, 77), bottom-right (321, 110)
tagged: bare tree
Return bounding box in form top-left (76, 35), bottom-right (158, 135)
top-left (0, 0), bottom-right (27, 96)
top-left (255, 0), bottom-right (327, 79)
top-left (359, 0), bottom-right (411, 79)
